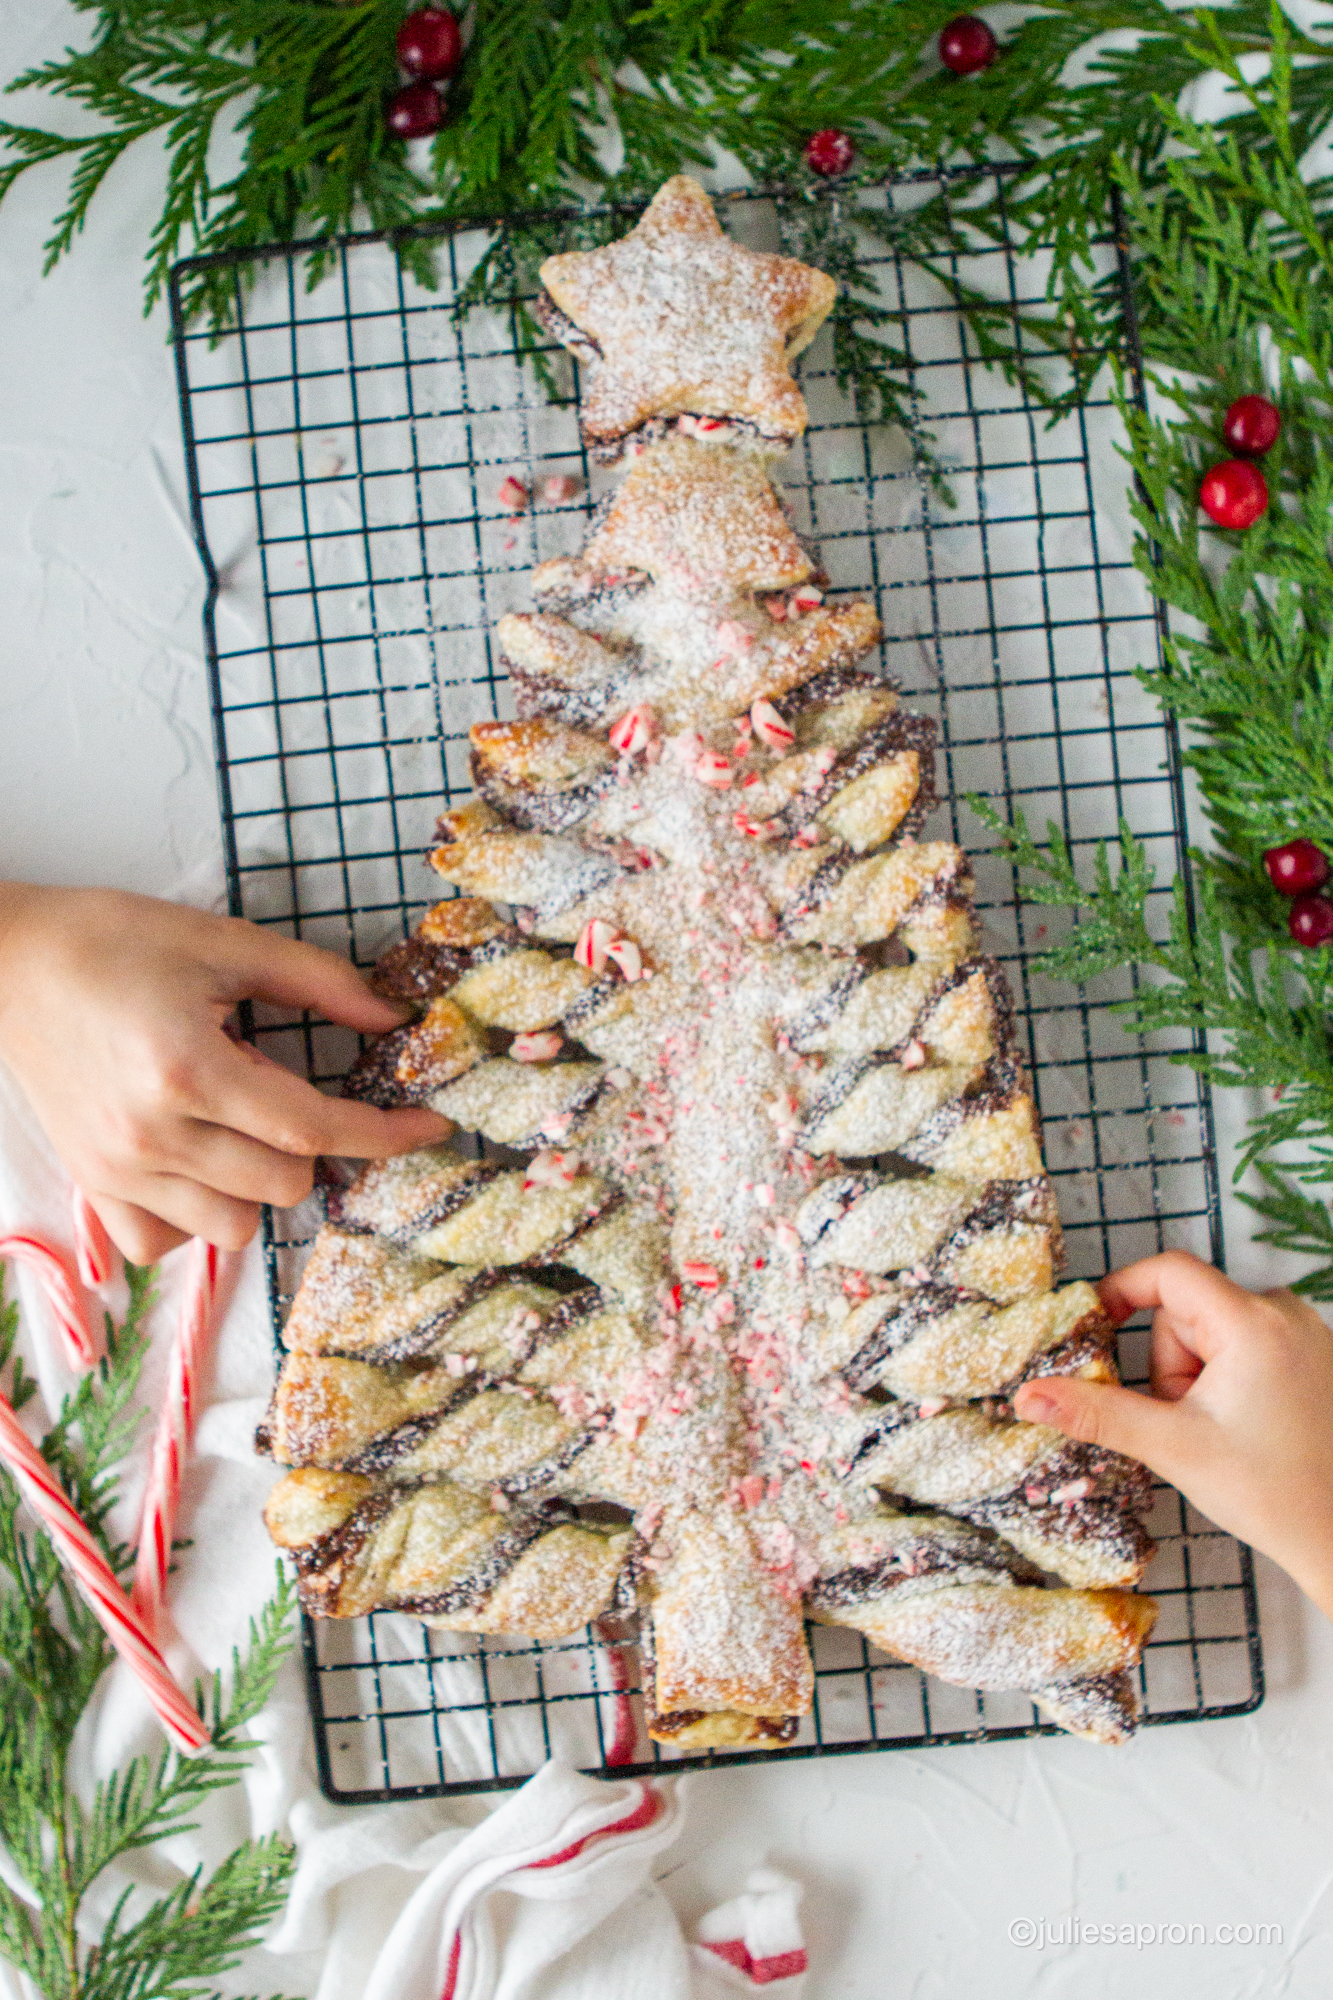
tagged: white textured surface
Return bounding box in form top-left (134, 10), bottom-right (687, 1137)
top-left (4, 7), bottom-right (1333, 1995)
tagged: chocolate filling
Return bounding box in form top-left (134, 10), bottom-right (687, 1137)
top-left (471, 755), bottom-right (618, 836)
top-left (585, 412), bottom-right (798, 465)
top-left (966, 1492), bottom-right (1155, 1566)
top-left (840, 1282), bottom-right (981, 1393)
top-left (333, 1285), bottom-right (608, 1468)
top-left (290, 1489), bottom-right (397, 1587)
top-left (771, 711), bottom-right (938, 842)
top-left (343, 1025), bottom-right (418, 1109)
top-left (511, 667), bottom-right (618, 729)
top-left (785, 960), bottom-right (867, 1048)
top-left (534, 1186), bottom-right (628, 1264)
top-left (647, 1708), bottom-right (799, 1743)
top-left (900, 1052), bottom-right (1028, 1166)
top-left (329, 1162), bottom-right (502, 1245)
top-left (782, 664), bottom-right (886, 714)
top-left (392, 1514), bottom-right (555, 1616)
top-left (496, 1425), bottom-right (600, 1496)
top-left (531, 288), bottom-right (601, 364)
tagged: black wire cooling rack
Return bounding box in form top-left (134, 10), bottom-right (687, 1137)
top-left (170, 167), bottom-right (1263, 1802)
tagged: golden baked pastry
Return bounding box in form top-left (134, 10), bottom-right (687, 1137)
top-left (260, 182), bottom-right (1157, 1751)
top-left (536, 175), bottom-right (837, 459)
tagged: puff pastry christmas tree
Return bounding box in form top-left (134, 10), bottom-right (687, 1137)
top-left (261, 179), bottom-right (1158, 1749)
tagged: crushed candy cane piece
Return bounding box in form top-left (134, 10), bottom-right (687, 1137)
top-left (606, 934), bottom-right (644, 982)
top-left (575, 917), bottom-right (616, 973)
top-left (750, 698), bottom-right (795, 751)
top-left (738, 1473), bottom-right (766, 1510)
top-left (681, 1260), bottom-right (720, 1291)
top-left (899, 1039), bottom-right (927, 1071)
top-left (542, 473), bottom-right (581, 503)
top-left (497, 476), bottom-right (529, 513)
top-left (790, 584), bottom-right (824, 612)
top-left (608, 704), bottom-right (657, 756)
top-left (549, 1381), bottom-right (598, 1421)
top-left (511, 1030), bottom-right (562, 1062)
top-left (753, 1184), bottom-right (775, 1208)
top-left (732, 811), bottom-right (777, 840)
top-left (1051, 1477), bottom-right (1093, 1505)
top-left (714, 618), bottom-right (754, 657)
top-left (524, 1150), bottom-right (577, 1190)
top-left (917, 1397), bottom-right (949, 1418)
top-left (694, 748), bottom-right (733, 788)
top-left (763, 594), bottom-right (789, 621)
top-left (667, 728), bottom-right (707, 769)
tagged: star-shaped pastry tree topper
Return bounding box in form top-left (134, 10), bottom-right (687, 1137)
top-left (538, 176), bottom-right (838, 457)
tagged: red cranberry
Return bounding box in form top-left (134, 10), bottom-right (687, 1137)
top-left (386, 80), bottom-right (443, 139)
top-left (1223, 394), bottom-right (1281, 458)
top-left (1200, 459), bottom-right (1268, 530)
top-left (396, 7), bottom-right (462, 80)
top-left (805, 130), bottom-right (855, 176)
top-left (939, 14), bottom-right (998, 74)
top-left (1289, 894), bottom-right (1333, 948)
top-left (1264, 839), bottom-right (1330, 897)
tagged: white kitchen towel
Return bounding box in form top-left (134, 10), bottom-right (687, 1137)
top-left (359, 1760), bottom-right (689, 2000)
top-left (693, 1868), bottom-right (808, 1992)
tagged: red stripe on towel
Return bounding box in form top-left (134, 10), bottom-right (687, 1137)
top-left (528, 1786), bottom-right (662, 1870)
top-left (440, 1928), bottom-right (462, 2000)
top-left (702, 1938), bottom-right (809, 1984)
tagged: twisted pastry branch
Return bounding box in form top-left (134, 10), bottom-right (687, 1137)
top-left (262, 187), bottom-right (1157, 1749)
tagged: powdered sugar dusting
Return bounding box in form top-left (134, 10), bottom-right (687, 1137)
top-left (265, 183), bottom-right (1156, 1746)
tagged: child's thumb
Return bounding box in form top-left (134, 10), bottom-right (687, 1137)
top-left (1013, 1375), bottom-right (1180, 1482)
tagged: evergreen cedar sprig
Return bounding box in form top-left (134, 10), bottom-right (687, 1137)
top-left (0, 1271), bottom-right (298, 2000)
top-left (2, 2), bottom-right (1331, 353)
top-left (975, 12), bottom-right (1333, 1296)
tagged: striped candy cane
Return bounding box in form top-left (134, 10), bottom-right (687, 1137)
top-left (0, 1233), bottom-right (97, 1372)
top-left (0, 1393), bottom-right (208, 1752)
top-left (131, 1238), bottom-right (225, 1635)
top-left (71, 1188), bottom-right (116, 1289)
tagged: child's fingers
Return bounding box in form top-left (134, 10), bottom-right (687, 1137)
top-left (1013, 1374), bottom-right (1187, 1486)
top-left (1097, 1250), bottom-right (1248, 1361)
top-left (1148, 1313), bottom-right (1206, 1402)
top-left (200, 1038), bottom-right (452, 1160)
top-left (101, 1172), bottom-right (263, 1253)
top-left (88, 1191), bottom-right (191, 1266)
top-left (226, 926), bottom-right (412, 1033)
top-left (168, 1121), bottom-right (316, 1209)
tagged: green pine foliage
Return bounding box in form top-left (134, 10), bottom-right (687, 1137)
top-left (0, 1270), bottom-right (297, 2000)
top-left (0, 3), bottom-right (1328, 349)
top-left (971, 8), bottom-right (1333, 1296)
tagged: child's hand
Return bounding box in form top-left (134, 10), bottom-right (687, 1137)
top-left (0, 885), bottom-right (450, 1264)
top-left (1014, 1250), bottom-right (1333, 1618)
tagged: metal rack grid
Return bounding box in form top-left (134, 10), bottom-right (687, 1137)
top-left (170, 168), bottom-right (1263, 1802)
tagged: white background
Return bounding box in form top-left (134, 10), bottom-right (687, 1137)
top-left (5, 5), bottom-right (1333, 1995)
